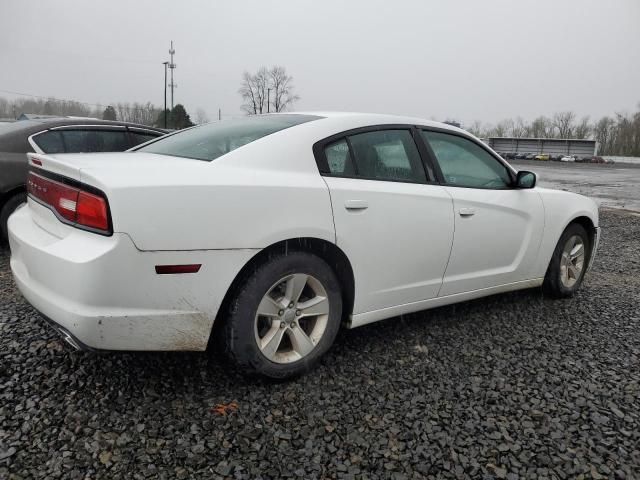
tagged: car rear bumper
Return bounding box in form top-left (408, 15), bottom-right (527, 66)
top-left (8, 203), bottom-right (255, 351)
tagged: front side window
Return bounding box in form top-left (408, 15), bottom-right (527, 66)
top-left (346, 130), bottom-right (426, 182)
top-left (422, 130), bottom-right (512, 189)
top-left (60, 130), bottom-right (129, 153)
top-left (138, 114), bottom-right (320, 161)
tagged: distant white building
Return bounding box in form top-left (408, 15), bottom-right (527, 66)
top-left (485, 137), bottom-right (597, 157)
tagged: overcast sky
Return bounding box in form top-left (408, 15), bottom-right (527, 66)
top-left (1, 0), bottom-right (639, 125)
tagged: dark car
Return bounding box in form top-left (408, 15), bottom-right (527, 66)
top-left (0, 117), bottom-right (166, 243)
top-left (515, 152), bottom-right (526, 159)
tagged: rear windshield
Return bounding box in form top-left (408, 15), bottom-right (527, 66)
top-left (137, 114), bottom-right (321, 161)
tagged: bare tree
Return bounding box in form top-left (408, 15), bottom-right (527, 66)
top-left (510, 117), bottom-right (528, 138)
top-left (574, 116), bottom-right (591, 139)
top-left (269, 66), bottom-right (300, 112)
top-left (254, 67), bottom-right (270, 113)
top-left (466, 120), bottom-right (486, 138)
top-left (239, 68), bottom-right (270, 114)
top-left (613, 111), bottom-right (640, 156)
top-left (195, 108), bottom-right (210, 124)
top-left (529, 116), bottom-right (554, 138)
top-left (593, 116), bottom-right (617, 155)
top-left (552, 111), bottom-right (576, 139)
top-left (113, 102), bottom-right (160, 126)
top-left (239, 66), bottom-right (300, 114)
top-left (1, 96), bottom-right (90, 118)
top-left (492, 120), bottom-right (510, 137)
top-left (0, 97), bottom-right (9, 118)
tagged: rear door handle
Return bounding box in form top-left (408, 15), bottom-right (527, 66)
top-left (345, 200), bottom-right (368, 211)
top-left (459, 208), bottom-right (476, 217)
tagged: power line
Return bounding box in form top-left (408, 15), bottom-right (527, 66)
top-left (0, 89), bottom-right (107, 108)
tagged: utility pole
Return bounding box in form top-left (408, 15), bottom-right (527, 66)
top-left (162, 61), bottom-right (168, 129)
top-left (267, 88), bottom-right (271, 113)
top-left (168, 41), bottom-right (177, 112)
top-left (218, 108), bottom-right (221, 121)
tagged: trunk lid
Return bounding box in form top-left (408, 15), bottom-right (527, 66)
top-left (27, 151), bottom-right (210, 190)
top-left (25, 152), bottom-right (211, 240)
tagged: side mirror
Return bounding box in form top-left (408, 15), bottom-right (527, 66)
top-left (515, 171), bottom-right (536, 189)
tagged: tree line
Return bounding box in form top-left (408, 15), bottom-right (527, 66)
top-left (465, 107), bottom-right (640, 156)
top-left (0, 96), bottom-right (195, 130)
top-left (4, 83), bottom-right (638, 156)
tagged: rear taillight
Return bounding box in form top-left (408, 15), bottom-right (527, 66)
top-left (27, 171), bottom-right (111, 234)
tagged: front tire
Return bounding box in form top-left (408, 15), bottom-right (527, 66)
top-left (222, 252), bottom-right (342, 379)
top-left (1, 192), bottom-right (27, 245)
top-left (543, 223), bottom-right (590, 298)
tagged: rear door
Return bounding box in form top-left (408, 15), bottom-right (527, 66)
top-left (420, 129), bottom-right (544, 296)
top-left (315, 127), bottom-right (455, 315)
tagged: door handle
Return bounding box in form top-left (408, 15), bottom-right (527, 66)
top-left (459, 208), bottom-right (476, 217)
top-left (345, 200), bottom-right (368, 211)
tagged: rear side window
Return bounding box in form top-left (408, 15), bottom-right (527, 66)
top-left (130, 131), bottom-right (160, 147)
top-left (325, 139), bottom-right (355, 175)
top-left (138, 114), bottom-right (320, 161)
top-left (345, 130), bottom-right (426, 182)
top-left (32, 131), bottom-right (64, 153)
top-left (60, 130), bottom-right (129, 153)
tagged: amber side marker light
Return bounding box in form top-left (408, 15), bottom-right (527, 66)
top-left (155, 264), bottom-right (202, 275)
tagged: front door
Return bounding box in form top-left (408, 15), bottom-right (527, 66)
top-left (420, 129), bottom-right (544, 296)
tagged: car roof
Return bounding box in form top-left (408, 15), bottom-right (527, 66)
top-left (290, 111), bottom-right (467, 133)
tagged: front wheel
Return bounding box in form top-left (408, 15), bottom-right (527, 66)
top-left (543, 223), bottom-right (590, 298)
top-left (222, 252), bottom-right (342, 379)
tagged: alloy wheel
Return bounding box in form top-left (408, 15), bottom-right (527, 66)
top-left (254, 273), bottom-right (330, 364)
top-left (559, 235), bottom-right (585, 288)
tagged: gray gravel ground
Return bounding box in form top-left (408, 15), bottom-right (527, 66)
top-left (1, 209), bottom-right (639, 480)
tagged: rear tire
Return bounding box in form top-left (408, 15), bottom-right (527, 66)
top-left (0, 192), bottom-right (27, 245)
top-left (221, 252), bottom-right (342, 379)
top-left (543, 223), bottom-right (590, 298)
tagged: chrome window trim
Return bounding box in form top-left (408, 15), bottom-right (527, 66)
top-left (50, 124), bottom-right (127, 131)
top-left (128, 127), bottom-right (163, 135)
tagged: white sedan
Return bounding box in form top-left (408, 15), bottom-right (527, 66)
top-left (8, 113), bottom-right (600, 378)
top-left (560, 155), bottom-right (576, 162)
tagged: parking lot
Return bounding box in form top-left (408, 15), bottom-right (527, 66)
top-left (511, 160), bottom-right (640, 211)
top-left (1, 205), bottom-right (639, 478)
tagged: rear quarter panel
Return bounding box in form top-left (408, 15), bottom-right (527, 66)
top-left (102, 166), bottom-right (336, 251)
top-left (80, 127), bottom-right (338, 251)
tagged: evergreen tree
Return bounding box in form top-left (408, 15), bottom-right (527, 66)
top-left (102, 105), bottom-right (117, 121)
top-left (171, 104), bottom-right (194, 129)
